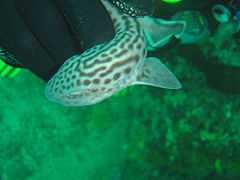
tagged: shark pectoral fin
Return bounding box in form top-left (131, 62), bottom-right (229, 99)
top-left (133, 57), bottom-right (182, 89)
top-left (137, 16), bottom-right (186, 50)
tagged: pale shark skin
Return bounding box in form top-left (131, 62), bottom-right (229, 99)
top-left (45, 0), bottom-right (185, 106)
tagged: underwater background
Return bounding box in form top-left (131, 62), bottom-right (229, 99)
top-left (0, 1), bottom-right (240, 180)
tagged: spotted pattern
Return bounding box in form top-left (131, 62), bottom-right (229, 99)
top-left (111, 0), bottom-right (149, 17)
top-left (45, 0), bottom-right (147, 106)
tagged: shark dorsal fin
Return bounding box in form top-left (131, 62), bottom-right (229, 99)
top-left (137, 16), bottom-right (186, 50)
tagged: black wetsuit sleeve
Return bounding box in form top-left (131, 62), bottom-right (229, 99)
top-left (53, 0), bottom-right (115, 50)
top-left (0, 0), bottom-right (153, 81)
top-left (0, 0), bottom-right (83, 81)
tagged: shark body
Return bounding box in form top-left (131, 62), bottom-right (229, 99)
top-left (45, 0), bottom-right (185, 106)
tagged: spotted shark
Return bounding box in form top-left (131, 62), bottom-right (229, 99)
top-left (45, 0), bottom-right (186, 106)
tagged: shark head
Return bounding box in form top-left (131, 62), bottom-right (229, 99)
top-left (45, 42), bottom-right (143, 106)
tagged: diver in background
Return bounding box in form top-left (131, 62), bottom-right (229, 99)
top-left (0, 0), bottom-right (237, 81)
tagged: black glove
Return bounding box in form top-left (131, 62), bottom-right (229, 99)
top-left (0, 0), bottom-right (153, 81)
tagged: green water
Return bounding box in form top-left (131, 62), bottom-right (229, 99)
top-left (0, 1), bottom-right (240, 180)
top-left (0, 48), bottom-right (240, 179)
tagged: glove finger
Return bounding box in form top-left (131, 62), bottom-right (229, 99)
top-left (15, 0), bottom-right (81, 66)
top-left (53, 0), bottom-right (115, 50)
top-left (0, 0), bottom-right (57, 81)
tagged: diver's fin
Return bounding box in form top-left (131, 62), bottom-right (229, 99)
top-left (137, 16), bottom-right (186, 50)
top-left (132, 57), bottom-right (182, 89)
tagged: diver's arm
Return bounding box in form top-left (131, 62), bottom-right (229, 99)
top-left (0, 0), bottom-right (81, 81)
top-left (0, 0), bottom-right (154, 81)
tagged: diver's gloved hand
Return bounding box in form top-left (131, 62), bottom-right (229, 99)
top-left (0, 0), bottom-right (154, 81)
top-left (0, 0), bottom-right (85, 81)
